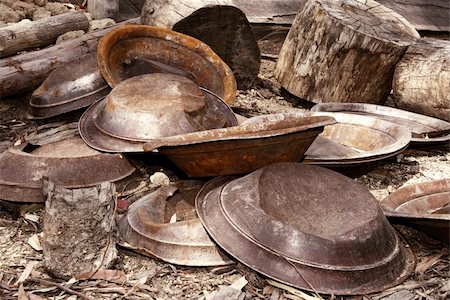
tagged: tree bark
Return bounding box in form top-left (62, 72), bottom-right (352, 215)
top-left (377, 0), bottom-right (449, 32)
top-left (0, 18), bottom-right (139, 98)
top-left (393, 38), bottom-right (450, 121)
top-left (141, 0), bottom-right (260, 89)
top-left (0, 12), bottom-right (90, 59)
top-left (274, 0), bottom-right (419, 104)
top-left (88, 0), bottom-right (119, 21)
top-left (42, 179), bottom-right (117, 279)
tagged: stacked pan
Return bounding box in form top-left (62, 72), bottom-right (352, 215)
top-left (195, 163), bottom-right (415, 295)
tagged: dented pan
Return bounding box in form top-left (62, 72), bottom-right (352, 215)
top-left (28, 53), bottom-right (111, 119)
top-left (79, 74), bottom-right (238, 152)
top-left (143, 114), bottom-right (335, 177)
top-left (311, 103), bottom-right (450, 145)
top-left (0, 137), bottom-right (136, 203)
top-left (118, 181), bottom-right (233, 266)
top-left (97, 24), bottom-right (237, 104)
top-left (196, 163), bottom-right (415, 295)
top-left (381, 179), bottom-right (450, 243)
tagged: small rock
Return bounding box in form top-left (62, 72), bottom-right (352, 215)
top-left (90, 18), bottom-right (115, 31)
top-left (45, 2), bottom-right (69, 15)
top-left (32, 7), bottom-right (50, 20)
top-left (56, 30), bottom-right (85, 44)
top-left (150, 172), bottom-right (170, 187)
top-left (0, 3), bottom-right (24, 23)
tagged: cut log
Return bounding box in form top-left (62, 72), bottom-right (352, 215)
top-left (274, 0), bottom-right (419, 104)
top-left (233, 0), bottom-right (303, 24)
top-left (88, 0), bottom-right (119, 20)
top-left (393, 38), bottom-right (450, 122)
top-left (378, 0), bottom-right (450, 32)
top-left (0, 12), bottom-right (89, 58)
top-left (0, 18), bottom-right (139, 98)
top-left (141, 1), bottom-right (260, 89)
top-left (42, 179), bottom-right (117, 279)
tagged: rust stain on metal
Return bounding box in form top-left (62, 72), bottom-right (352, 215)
top-left (196, 163), bottom-right (415, 295)
top-left (0, 137), bottom-right (136, 203)
top-left (118, 180), bottom-right (233, 266)
top-left (97, 24), bottom-right (237, 105)
top-left (142, 114), bottom-right (335, 177)
top-left (28, 53), bottom-right (111, 120)
top-left (381, 179), bottom-right (450, 243)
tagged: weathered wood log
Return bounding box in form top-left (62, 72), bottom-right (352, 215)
top-left (378, 0), bottom-right (450, 32)
top-left (0, 18), bottom-right (139, 98)
top-left (0, 12), bottom-right (90, 58)
top-left (393, 38), bottom-right (450, 121)
top-left (141, 0), bottom-right (260, 89)
top-left (88, 0), bottom-right (119, 20)
top-left (42, 179), bottom-right (117, 279)
top-left (233, 0), bottom-right (303, 25)
top-left (274, 0), bottom-right (419, 104)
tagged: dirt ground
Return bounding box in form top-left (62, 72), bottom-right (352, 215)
top-left (0, 7), bottom-right (449, 300)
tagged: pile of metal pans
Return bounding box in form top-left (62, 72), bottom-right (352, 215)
top-left (118, 181), bottom-right (233, 266)
top-left (0, 137), bottom-right (136, 203)
top-left (97, 25), bottom-right (237, 105)
top-left (311, 103), bottom-right (450, 145)
top-left (380, 179), bottom-right (450, 243)
top-left (142, 114), bottom-right (335, 177)
top-left (79, 73), bottom-right (238, 152)
top-left (196, 162), bottom-right (415, 295)
top-left (28, 53), bottom-right (111, 119)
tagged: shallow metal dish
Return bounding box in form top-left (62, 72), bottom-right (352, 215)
top-left (97, 24), bottom-right (237, 104)
top-left (118, 181), bottom-right (233, 266)
top-left (381, 179), bottom-right (450, 243)
top-left (28, 53), bottom-right (111, 119)
top-left (79, 74), bottom-right (238, 152)
top-left (311, 103), bottom-right (450, 145)
top-left (143, 115), bottom-right (335, 177)
top-left (0, 137), bottom-right (136, 203)
top-left (196, 163), bottom-right (415, 295)
top-left (243, 112), bottom-right (411, 176)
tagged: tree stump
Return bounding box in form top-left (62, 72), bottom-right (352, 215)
top-left (0, 12), bottom-right (89, 58)
top-left (141, 0), bottom-right (260, 89)
top-left (42, 180), bottom-right (117, 279)
top-left (274, 0), bottom-right (419, 104)
top-left (393, 38), bottom-right (450, 121)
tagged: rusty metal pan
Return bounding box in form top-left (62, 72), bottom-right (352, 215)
top-left (381, 179), bottom-right (450, 243)
top-left (196, 163), bottom-right (415, 295)
top-left (97, 24), bottom-right (237, 105)
top-left (242, 112), bottom-right (411, 176)
top-left (143, 114), bottom-right (335, 177)
top-left (79, 74), bottom-right (238, 153)
top-left (28, 53), bottom-right (111, 120)
top-left (0, 137), bottom-right (136, 203)
top-left (118, 180), bottom-right (233, 266)
top-left (311, 103), bottom-right (450, 145)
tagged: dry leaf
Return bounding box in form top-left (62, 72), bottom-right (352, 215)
top-left (415, 252), bottom-right (444, 273)
top-left (24, 213), bottom-right (39, 223)
top-left (75, 269), bottom-right (127, 284)
top-left (28, 294), bottom-right (47, 300)
top-left (230, 276), bottom-right (248, 290)
top-left (16, 261), bottom-right (39, 285)
top-left (169, 213), bottom-right (177, 223)
top-left (18, 284), bottom-right (28, 300)
top-left (28, 234), bottom-right (43, 251)
top-left (267, 280), bottom-right (322, 300)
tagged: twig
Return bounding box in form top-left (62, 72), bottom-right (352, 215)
top-left (26, 277), bottom-right (95, 300)
top-left (261, 53), bottom-right (279, 61)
